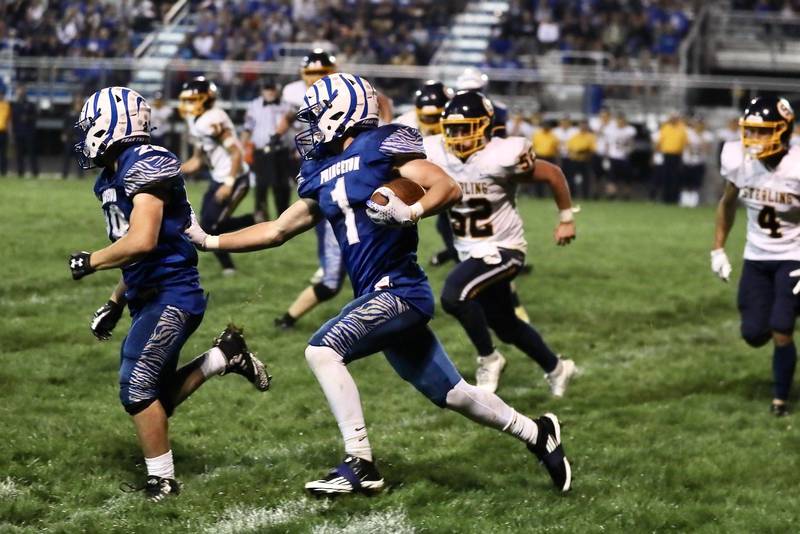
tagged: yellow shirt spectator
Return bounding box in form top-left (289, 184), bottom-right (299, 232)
top-left (0, 100), bottom-right (10, 132)
top-left (566, 130), bottom-right (596, 162)
top-left (532, 129), bottom-right (559, 159)
top-left (657, 120), bottom-right (688, 155)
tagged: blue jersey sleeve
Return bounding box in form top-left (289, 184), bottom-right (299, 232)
top-left (360, 125), bottom-right (426, 172)
top-left (123, 153), bottom-right (182, 196)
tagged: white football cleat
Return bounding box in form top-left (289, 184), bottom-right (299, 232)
top-left (475, 351), bottom-right (506, 393)
top-left (545, 358), bottom-right (578, 398)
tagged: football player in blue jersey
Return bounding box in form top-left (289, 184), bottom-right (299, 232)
top-left (67, 87), bottom-right (271, 502)
top-left (187, 73), bottom-right (572, 494)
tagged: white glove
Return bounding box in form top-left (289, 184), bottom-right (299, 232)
top-left (365, 187), bottom-right (422, 227)
top-left (185, 211), bottom-right (209, 250)
top-left (790, 269), bottom-right (800, 295)
top-left (710, 248), bottom-right (732, 282)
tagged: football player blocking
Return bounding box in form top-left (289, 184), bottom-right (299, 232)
top-left (712, 96), bottom-right (800, 417)
top-left (187, 73), bottom-right (572, 494)
top-left (67, 87), bottom-right (271, 502)
top-left (426, 91), bottom-right (578, 395)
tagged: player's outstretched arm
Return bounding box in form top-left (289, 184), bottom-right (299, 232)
top-left (711, 181), bottom-right (739, 282)
top-left (70, 192), bottom-right (165, 280)
top-left (195, 198), bottom-right (322, 252)
top-left (530, 159), bottom-right (576, 246)
top-left (396, 159), bottom-right (462, 219)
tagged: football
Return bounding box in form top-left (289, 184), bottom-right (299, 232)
top-left (370, 178), bottom-right (426, 206)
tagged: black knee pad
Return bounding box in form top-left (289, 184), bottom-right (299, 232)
top-left (313, 282), bottom-right (340, 302)
top-left (741, 327), bottom-right (771, 348)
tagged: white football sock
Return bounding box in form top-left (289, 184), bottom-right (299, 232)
top-left (445, 379), bottom-right (538, 445)
top-left (145, 450), bottom-right (175, 479)
top-left (305, 345), bottom-right (373, 462)
top-left (198, 347), bottom-right (227, 377)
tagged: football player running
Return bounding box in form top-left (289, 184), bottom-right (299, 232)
top-left (425, 91), bottom-right (578, 395)
top-left (68, 87), bottom-right (271, 501)
top-left (179, 76), bottom-right (255, 276)
top-left (186, 73), bottom-right (572, 494)
top-left (395, 80), bottom-right (459, 267)
top-left (275, 49), bottom-right (396, 329)
top-left (713, 96), bottom-right (800, 416)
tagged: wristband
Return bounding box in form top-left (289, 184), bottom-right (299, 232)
top-left (222, 136), bottom-right (237, 148)
top-left (559, 209), bottom-right (575, 223)
top-left (223, 176), bottom-right (235, 187)
top-left (205, 235), bottom-right (220, 250)
top-left (410, 202), bottom-right (424, 222)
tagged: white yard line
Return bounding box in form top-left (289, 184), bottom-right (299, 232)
top-left (312, 507), bottom-right (416, 534)
top-left (207, 497), bottom-right (330, 534)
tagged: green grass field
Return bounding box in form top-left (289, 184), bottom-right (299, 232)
top-left (2, 178), bottom-right (798, 533)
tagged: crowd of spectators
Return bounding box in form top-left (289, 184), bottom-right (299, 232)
top-left (177, 0), bottom-right (465, 65)
top-left (0, 0), bottom-right (174, 59)
top-left (507, 107), bottom-right (727, 205)
top-left (487, 0), bottom-right (699, 71)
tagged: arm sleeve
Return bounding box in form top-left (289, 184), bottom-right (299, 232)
top-left (123, 154), bottom-right (182, 196)
top-left (719, 141), bottom-right (743, 185)
top-left (378, 125), bottom-right (426, 164)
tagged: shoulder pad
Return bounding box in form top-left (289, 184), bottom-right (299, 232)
top-left (720, 140), bottom-right (744, 178)
top-left (778, 145), bottom-right (800, 178)
top-left (195, 108), bottom-right (231, 138)
top-left (123, 150), bottom-right (181, 196)
top-left (377, 124), bottom-right (425, 159)
top-left (422, 134), bottom-right (446, 164)
top-left (488, 136), bottom-right (532, 169)
top-left (393, 109), bottom-right (418, 129)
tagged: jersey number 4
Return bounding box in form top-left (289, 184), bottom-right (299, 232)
top-left (450, 198), bottom-right (494, 238)
top-left (757, 206), bottom-right (782, 238)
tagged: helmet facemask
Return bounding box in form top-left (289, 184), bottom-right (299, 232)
top-left (443, 116), bottom-right (491, 159)
top-left (416, 106), bottom-right (444, 136)
top-left (73, 112), bottom-right (105, 170)
top-left (740, 118), bottom-right (788, 159)
top-left (178, 92), bottom-right (211, 119)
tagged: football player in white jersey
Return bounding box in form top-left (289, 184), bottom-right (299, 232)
top-left (425, 91), bottom-right (578, 395)
top-left (178, 77), bottom-right (254, 275)
top-left (712, 96), bottom-right (800, 416)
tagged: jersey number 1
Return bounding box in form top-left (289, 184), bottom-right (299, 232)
top-left (757, 206), bottom-right (782, 238)
top-left (331, 177), bottom-right (360, 245)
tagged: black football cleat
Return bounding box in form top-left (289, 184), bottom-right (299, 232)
top-left (429, 249), bottom-right (454, 267)
top-left (274, 314), bottom-right (296, 330)
top-left (770, 402), bottom-right (790, 417)
top-left (527, 413), bottom-right (572, 492)
top-left (121, 475), bottom-right (181, 502)
top-left (214, 324), bottom-right (271, 391)
top-left (305, 455), bottom-right (385, 496)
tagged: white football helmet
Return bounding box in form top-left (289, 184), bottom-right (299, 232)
top-left (295, 73), bottom-right (379, 159)
top-left (456, 67), bottom-right (489, 91)
top-left (74, 86), bottom-right (151, 169)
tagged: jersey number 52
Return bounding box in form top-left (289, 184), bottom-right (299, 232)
top-left (450, 199), bottom-right (494, 238)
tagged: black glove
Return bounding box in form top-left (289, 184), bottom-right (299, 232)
top-left (90, 300), bottom-right (124, 340)
top-left (69, 251), bottom-right (95, 280)
top-left (268, 133), bottom-right (283, 148)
